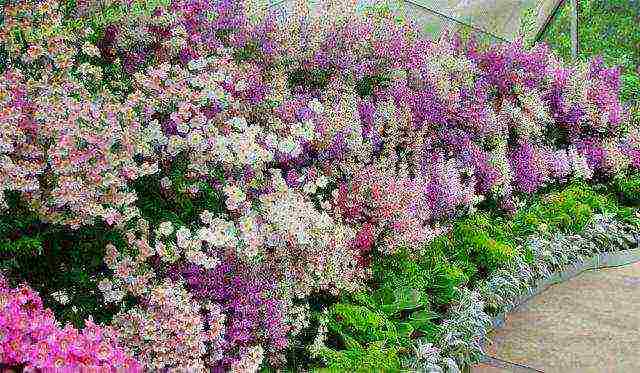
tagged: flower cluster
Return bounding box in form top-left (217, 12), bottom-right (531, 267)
top-left (171, 256), bottom-right (290, 370)
top-left (111, 279), bottom-right (223, 371)
top-left (0, 66), bottom-right (158, 229)
top-left (2, 0), bottom-right (638, 371)
top-left (333, 163), bottom-right (463, 255)
top-left (0, 276), bottom-right (139, 370)
top-left (100, 215), bottom-right (293, 371)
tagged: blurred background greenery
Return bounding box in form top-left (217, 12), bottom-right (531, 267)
top-left (539, 0), bottom-right (640, 105)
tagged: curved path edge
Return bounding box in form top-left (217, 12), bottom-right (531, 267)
top-left (469, 247), bottom-right (640, 372)
top-left (488, 247), bottom-right (640, 331)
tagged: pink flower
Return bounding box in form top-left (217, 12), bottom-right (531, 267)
top-left (0, 276), bottom-right (139, 369)
top-left (354, 222), bottom-right (375, 252)
top-left (104, 209), bottom-right (121, 226)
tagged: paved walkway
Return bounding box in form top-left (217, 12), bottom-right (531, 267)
top-left (472, 261), bottom-right (640, 373)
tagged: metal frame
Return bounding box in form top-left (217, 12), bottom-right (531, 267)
top-left (534, 0), bottom-right (579, 59)
top-left (265, 0), bottom-right (579, 56)
top-left (402, 0), bottom-right (510, 43)
top-left (534, 0), bottom-right (565, 42)
top-left (570, 0), bottom-right (579, 59)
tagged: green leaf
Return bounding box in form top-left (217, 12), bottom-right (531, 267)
top-left (397, 322), bottom-right (414, 338)
top-left (408, 310), bottom-right (437, 330)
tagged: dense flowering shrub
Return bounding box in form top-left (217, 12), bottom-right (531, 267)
top-left (1, 0), bottom-right (639, 371)
top-left (99, 215), bottom-right (305, 370)
top-left (0, 276), bottom-right (139, 369)
top-left (0, 68), bottom-right (158, 229)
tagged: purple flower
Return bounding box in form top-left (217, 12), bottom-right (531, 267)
top-left (575, 138), bottom-right (607, 173)
top-left (509, 141), bottom-right (548, 195)
top-left (170, 254), bottom-right (289, 370)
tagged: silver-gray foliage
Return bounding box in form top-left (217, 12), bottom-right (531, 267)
top-left (406, 213), bottom-right (639, 372)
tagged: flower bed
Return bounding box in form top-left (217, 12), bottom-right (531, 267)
top-left (1, 0), bottom-right (640, 371)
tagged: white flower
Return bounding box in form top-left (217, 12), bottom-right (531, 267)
top-left (81, 41), bottom-right (100, 57)
top-left (295, 228), bottom-right (312, 245)
top-left (206, 87), bottom-right (226, 101)
top-left (187, 131), bottom-right (204, 147)
top-left (316, 176), bottom-right (329, 189)
top-left (228, 116), bottom-right (249, 131)
top-left (176, 226), bottom-right (192, 248)
top-left (320, 200), bottom-right (332, 211)
top-left (189, 75), bottom-right (205, 88)
top-left (190, 114), bottom-right (207, 129)
top-left (239, 239), bottom-right (261, 259)
top-left (291, 142), bottom-right (303, 157)
top-left (97, 279), bottom-right (113, 293)
top-left (244, 145), bottom-right (263, 165)
top-left (301, 120), bottom-right (316, 141)
top-left (167, 135), bottom-right (185, 156)
top-left (200, 210), bottom-right (214, 225)
top-left (223, 185), bottom-right (246, 210)
top-left (187, 57), bottom-right (207, 71)
top-left (212, 71), bottom-right (225, 82)
top-left (157, 221), bottom-right (174, 237)
top-left (239, 215), bottom-right (256, 234)
top-left (160, 176), bottom-right (172, 189)
top-left (51, 290), bottom-right (71, 305)
top-left (278, 137), bottom-right (297, 154)
top-left (290, 122), bottom-right (303, 137)
top-left (303, 182), bottom-right (317, 194)
top-left (264, 133), bottom-right (279, 149)
top-left (569, 146), bottom-right (594, 180)
top-left (105, 289), bottom-right (125, 303)
top-left (201, 256), bottom-right (220, 270)
top-left (177, 122), bottom-right (190, 134)
top-left (235, 79), bottom-right (248, 91)
top-left (195, 226), bottom-right (211, 241)
top-left (308, 98), bottom-right (324, 114)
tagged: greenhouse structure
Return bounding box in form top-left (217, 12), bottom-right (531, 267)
top-left (0, 0), bottom-right (638, 371)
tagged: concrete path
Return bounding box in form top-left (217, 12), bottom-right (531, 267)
top-left (473, 262), bottom-right (640, 373)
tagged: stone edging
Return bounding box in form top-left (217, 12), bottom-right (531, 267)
top-left (464, 247), bottom-right (640, 373)
top-left (488, 247), bottom-right (640, 330)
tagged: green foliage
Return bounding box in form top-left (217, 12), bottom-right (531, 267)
top-left (0, 193), bottom-right (126, 327)
top-left (79, 0), bottom-right (171, 27)
top-left (326, 302), bottom-right (410, 345)
top-left (313, 253), bottom-right (448, 371)
top-left (314, 293), bottom-right (415, 371)
top-left (355, 74), bottom-right (391, 97)
top-left (287, 68), bottom-right (333, 92)
top-left (313, 338), bottom-right (402, 372)
top-left (541, 0), bottom-right (640, 104)
top-left (233, 41), bottom-right (262, 63)
top-left (450, 213), bottom-right (518, 276)
top-left (133, 154), bottom-right (226, 227)
top-left (311, 212), bottom-right (518, 371)
top-left (512, 182), bottom-right (638, 237)
top-left (311, 181), bottom-right (640, 372)
top-left (374, 248), bottom-right (466, 308)
top-left (0, 152), bottom-right (227, 328)
top-left (613, 173), bottom-right (640, 206)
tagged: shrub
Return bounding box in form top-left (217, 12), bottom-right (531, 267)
top-left (0, 276), bottom-right (139, 370)
top-left (512, 182), bottom-right (638, 236)
top-left (2, 0), bottom-right (639, 371)
top-left (613, 172), bottom-right (640, 206)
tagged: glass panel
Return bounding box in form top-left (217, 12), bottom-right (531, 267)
top-left (263, 0), bottom-right (570, 42)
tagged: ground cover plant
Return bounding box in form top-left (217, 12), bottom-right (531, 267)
top-left (1, 0), bottom-right (640, 371)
